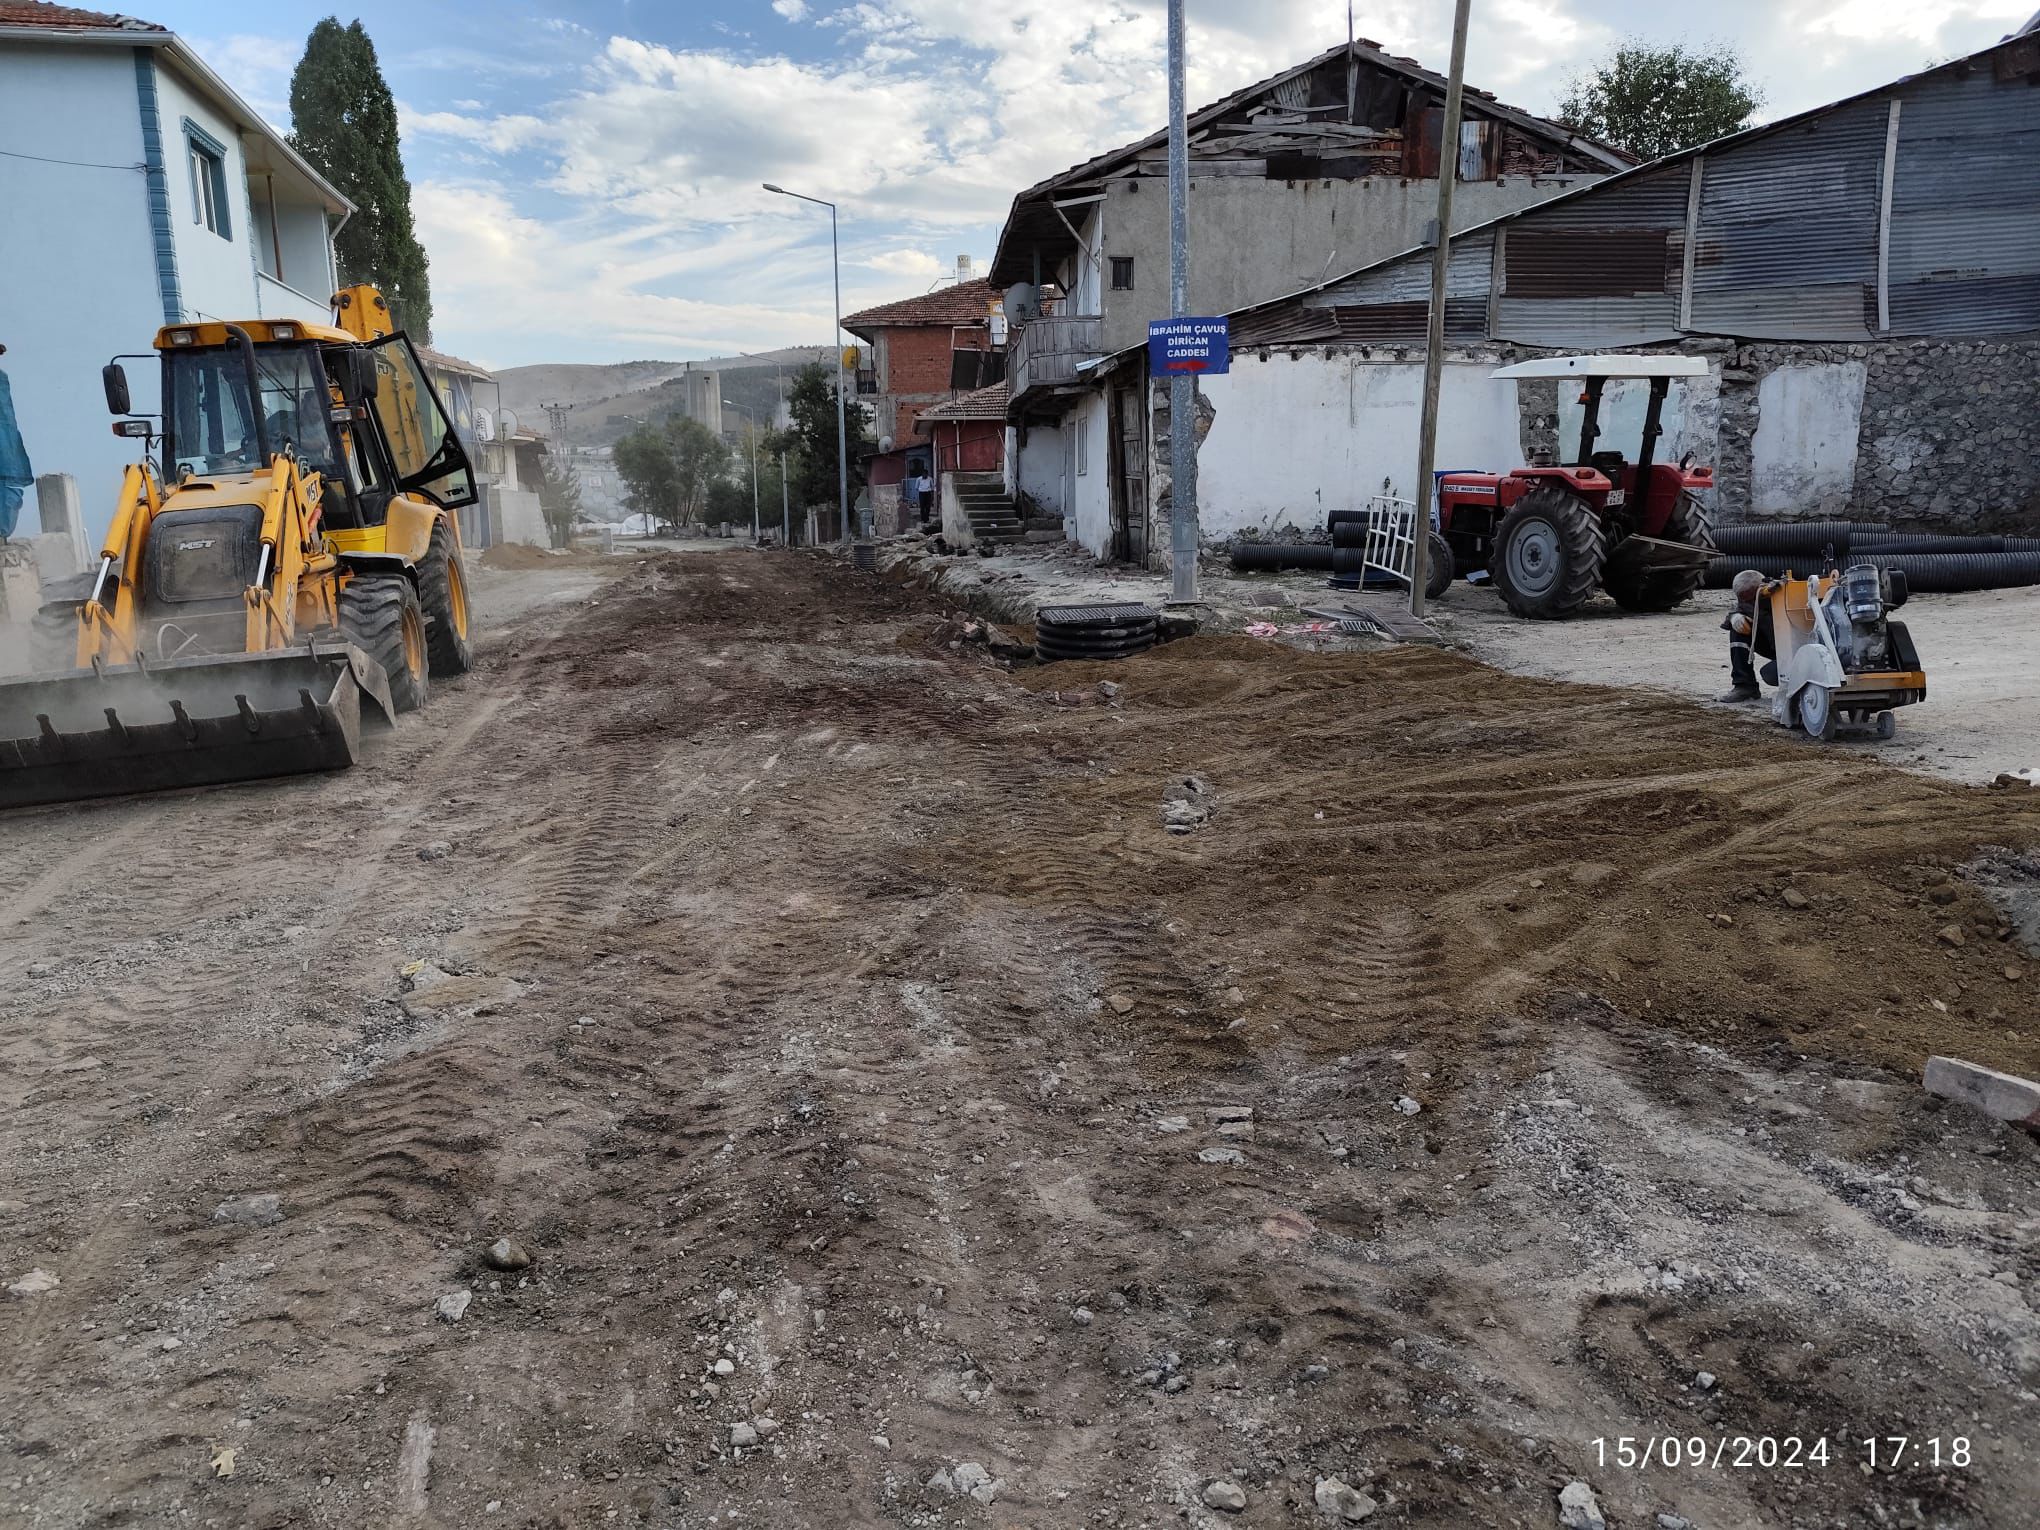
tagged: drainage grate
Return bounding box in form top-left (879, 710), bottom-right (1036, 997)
top-left (1036, 602), bottom-right (1158, 630)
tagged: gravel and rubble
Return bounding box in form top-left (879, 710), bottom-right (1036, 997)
top-left (0, 548), bottom-right (2034, 1528)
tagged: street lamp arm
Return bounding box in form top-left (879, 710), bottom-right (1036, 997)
top-left (763, 182), bottom-right (836, 211)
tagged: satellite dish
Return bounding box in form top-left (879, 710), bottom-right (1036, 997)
top-left (498, 408), bottom-right (519, 437)
top-left (879, 434), bottom-right (894, 453)
top-left (475, 408), bottom-right (495, 442)
top-left (1003, 283), bottom-right (1041, 324)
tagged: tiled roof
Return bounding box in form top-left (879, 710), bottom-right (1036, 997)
top-left (416, 344), bottom-right (493, 381)
top-left (843, 279), bottom-right (996, 336)
top-left (917, 381), bottom-right (1009, 424)
top-left (0, 2), bottom-right (164, 30)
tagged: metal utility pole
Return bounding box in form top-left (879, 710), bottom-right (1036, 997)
top-left (1410, 0), bottom-right (1471, 619)
top-left (1165, 0), bottom-right (1199, 604)
top-left (749, 423), bottom-right (760, 543)
top-left (764, 182), bottom-right (853, 545)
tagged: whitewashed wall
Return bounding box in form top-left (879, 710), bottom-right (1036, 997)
top-left (1067, 394), bottom-right (1111, 557)
top-left (0, 46), bottom-right (165, 543)
top-left (1015, 425), bottom-right (1066, 516)
top-left (1750, 362), bottom-right (1866, 517)
top-left (1194, 354), bottom-right (1525, 541)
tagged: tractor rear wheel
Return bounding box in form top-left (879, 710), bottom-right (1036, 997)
top-left (416, 520), bottom-right (474, 677)
top-left (1493, 488), bottom-right (1605, 619)
top-left (1606, 493), bottom-right (1714, 612)
top-left (340, 575), bottom-right (430, 714)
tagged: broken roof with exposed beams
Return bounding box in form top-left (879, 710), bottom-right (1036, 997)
top-left (987, 38), bottom-right (1629, 289)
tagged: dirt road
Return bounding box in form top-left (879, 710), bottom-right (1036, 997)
top-left (3, 549), bottom-right (2036, 1530)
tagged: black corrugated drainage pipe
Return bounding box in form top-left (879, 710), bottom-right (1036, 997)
top-left (1704, 552), bottom-right (2040, 593)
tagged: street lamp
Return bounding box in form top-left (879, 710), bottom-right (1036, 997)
top-left (763, 182), bottom-right (854, 546)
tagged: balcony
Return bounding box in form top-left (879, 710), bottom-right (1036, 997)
top-left (1009, 313), bottom-right (1103, 401)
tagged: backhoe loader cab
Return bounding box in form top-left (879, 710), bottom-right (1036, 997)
top-left (0, 286), bottom-right (478, 810)
top-left (1434, 355), bottom-right (1719, 620)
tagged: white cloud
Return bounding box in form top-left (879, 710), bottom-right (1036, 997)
top-left (862, 249), bottom-right (948, 278)
top-left (772, 0), bottom-right (810, 19)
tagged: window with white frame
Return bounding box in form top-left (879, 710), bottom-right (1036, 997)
top-left (1075, 415), bottom-right (1090, 476)
top-left (184, 121), bottom-right (232, 241)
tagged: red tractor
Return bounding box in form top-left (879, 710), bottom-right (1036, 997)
top-left (1436, 356), bottom-right (1717, 619)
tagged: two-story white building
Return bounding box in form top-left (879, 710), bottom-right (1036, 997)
top-left (0, 2), bottom-right (350, 544)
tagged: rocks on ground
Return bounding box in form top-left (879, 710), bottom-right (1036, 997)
top-left (1558, 1480), bottom-right (1607, 1530)
top-left (1202, 1480), bottom-right (1247, 1512)
top-left (1314, 1476), bottom-right (1377, 1521)
top-left (211, 1193), bottom-right (284, 1228)
top-left (6, 1268), bottom-right (60, 1298)
top-left (928, 1461), bottom-right (1003, 1505)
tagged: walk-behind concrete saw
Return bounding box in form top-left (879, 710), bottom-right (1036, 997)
top-left (1764, 564), bottom-right (1926, 742)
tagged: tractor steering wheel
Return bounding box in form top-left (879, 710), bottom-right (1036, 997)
top-left (1679, 450), bottom-right (1695, 470)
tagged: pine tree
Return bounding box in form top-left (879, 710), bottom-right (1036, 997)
top-left (287, 18), bottom-right (434, 341)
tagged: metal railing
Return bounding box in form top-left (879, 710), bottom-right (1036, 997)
top-left (1009, 313), bottom-right (1102, 398)
top-left (1358, 494), bottom-right (1419, 588)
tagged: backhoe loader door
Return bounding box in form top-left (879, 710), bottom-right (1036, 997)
top-left (0, 641), bottom-right (394, 810)
top-left (367, 334), bottom-right (477, 509)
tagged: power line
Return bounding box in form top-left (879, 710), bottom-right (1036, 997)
top-left (0, 147), bottom-right (145, 172)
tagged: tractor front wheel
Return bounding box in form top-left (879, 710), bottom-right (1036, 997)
top-left (417, 520), bottom-right (474, 677)
top-left (340, 576), bottom-right (430, 714)
top-left (1606, 493), bottom-right (1714, 612)
top-left (1424, 530), bottom-right (1454, 601)
top-left (1492, 488), bottom-right (1605, 619)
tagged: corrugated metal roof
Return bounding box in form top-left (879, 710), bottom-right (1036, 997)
top-left (1215, 35), bottom-right (2039, 351)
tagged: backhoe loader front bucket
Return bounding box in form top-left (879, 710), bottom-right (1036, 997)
top-left (0, 641), bottom-right (395, 810)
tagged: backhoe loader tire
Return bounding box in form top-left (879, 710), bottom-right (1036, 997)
top-left (340, 576), bottom-right (430, 714)
top-left (1493, 488), bottom-right (1605, 619)
top-left (417, 521), bottom-right (474, 677)
top-left (1606, 496), bottom-right (1714, 612)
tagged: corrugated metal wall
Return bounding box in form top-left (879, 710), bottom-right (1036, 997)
top-left (1687, 96), bottom-right (1886, 339)
top-left (1491, 165), bottom-right (1687, 346)
top-left (1887, 65), bottom-right (2040, 335)
top-left (1223, 45), bottom-right (2040, 352)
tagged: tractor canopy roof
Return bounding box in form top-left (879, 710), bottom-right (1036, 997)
top-left (1489, 355), bottom-right (1710, 381)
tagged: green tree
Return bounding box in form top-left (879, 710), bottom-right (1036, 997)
top-left (783, 363), bottom-right (872, 536)
top-left (614, 424), bottom-right (682, 534)
top-left (287, 18), bottom-right (434, 340)
top-left (1559, 42), bottom-right (1763, 163)
top-left (612, 416), bottom-right (734, 534)
top-left (536, 451), bottom-right (581, 549)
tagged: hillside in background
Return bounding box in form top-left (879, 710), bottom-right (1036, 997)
top-left (496, 348), bottom-right (835, 447)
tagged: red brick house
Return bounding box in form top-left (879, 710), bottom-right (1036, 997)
top-left (844, 277), bottom-right (1005, 530)
top-left (842, 279), bottom-right (1001, 449)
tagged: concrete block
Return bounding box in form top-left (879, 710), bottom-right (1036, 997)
top-left (29, 532), bottom-right (78, 582)
top-left (34, 474), bottom-right (89, 568)
top-left (1924, 1055), bottom-right (2040, 1132)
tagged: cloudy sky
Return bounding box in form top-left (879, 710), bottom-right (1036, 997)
top-left (149, 0), bottom-right (2032, 370)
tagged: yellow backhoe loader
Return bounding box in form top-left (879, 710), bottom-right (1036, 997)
top-left (0, 285), bottom-right (476, 809)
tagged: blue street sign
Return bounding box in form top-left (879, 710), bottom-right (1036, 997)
top-left (1148, 317), bottom-right (1229, 376)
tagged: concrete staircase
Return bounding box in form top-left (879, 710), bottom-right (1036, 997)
top-left (953, 472), bottom-right (1021, 548)
top-left (954, 472), bottom-right (1067, 550)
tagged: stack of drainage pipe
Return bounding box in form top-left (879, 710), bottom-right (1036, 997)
top-left (1227, 508), bottom-right (1391, 575)
top-left (1703, 522), bottom-right (2040, 594)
